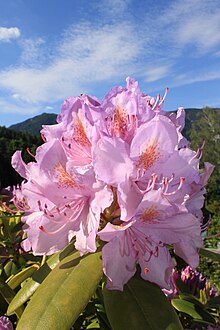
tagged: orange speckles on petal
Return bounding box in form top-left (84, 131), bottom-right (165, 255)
top-left (141, 205), bottom-right (160, 223)
top-left (137, 141), bottom-right (160, 171)
top-left (72, 117), bottom-right (91, 147)
top-left (55, 163), bottom-right (77, 189)
top-left (113, 106), bottom-right (128, 138)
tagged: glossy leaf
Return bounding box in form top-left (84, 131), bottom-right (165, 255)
top-left (171, 299), bottom-right (216, 324)
top-left (16, 249), bottom-right (103, 330)
top-left (103, 274), bottom-right (183, 330)
top-left (7, 241), bottom-right (75, 314)
top-left (200, 247), bottom-right (220, 262)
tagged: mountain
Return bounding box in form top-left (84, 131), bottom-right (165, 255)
top-left (9, 112), bottom-right (57, 135)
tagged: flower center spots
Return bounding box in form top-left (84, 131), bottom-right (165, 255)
top-left (113, 106), bottom-right (128, 137)
top-left (141, 205), bottom-right (160, 223)
top-left (55, 163), bottom-right (77, 189)
top-left (72, 118), bottom-right (91, 147)
top-left (137, 141), bottom-right (160, 171)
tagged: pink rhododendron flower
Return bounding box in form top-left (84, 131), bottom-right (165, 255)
top-left (99, 189), bottom-right (202, 290)
top-left (12, 77), bottom-right (213, 291)
top-left (12, 139), bottom-right (113, 255)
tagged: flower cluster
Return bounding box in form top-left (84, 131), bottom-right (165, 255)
top-left (174, 266), bottom-right (216, 299)
top-left (12, 78), bottom-right (214, 291)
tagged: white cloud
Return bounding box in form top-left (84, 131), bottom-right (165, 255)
top-left (159, 0), bottom-right (220, 53)
top-left (174, 69), bottom-right (220, 87)
top-left (0, 0), bottom-right (220, 116)
top-left (19, 38), bottom-right (45, 65)
top-left (0, 22), bottom-right (143, 107)
top-left (95, 0), bottom-right (131, 18)
top-left (45, 106), bottom-right (54, 111)
top-left (0, 27), bottom-right (21, 42)
top-left (144, 65), bottom-right (170, 82)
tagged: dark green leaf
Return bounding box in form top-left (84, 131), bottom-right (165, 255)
top-left (200, 248), bottom-right (220, 262)
top-left (0, 275), bottom-right (24, 318)
top-left (4, 260), bottom-right (18, 277)
top-left (11, 221), bottom-right (23, 233)
top-left (103, 274), bottom-right (183, 330)
top-left (208, 295), bottom-right (220, 307)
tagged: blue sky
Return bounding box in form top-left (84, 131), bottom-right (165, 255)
top-left (0, 0), bottom-right (220, 127)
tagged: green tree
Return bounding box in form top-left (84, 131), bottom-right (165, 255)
top-left (189, 107), bottom-right (220, 215)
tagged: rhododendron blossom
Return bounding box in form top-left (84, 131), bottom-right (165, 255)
top-left (12, 77), bottom-right (213, 291)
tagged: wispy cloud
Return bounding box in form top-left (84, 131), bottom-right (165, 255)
top-left (144, 65), bottom-right (170, 82)
top-left (19, 38), bottom-right (46, 66)
top-left (173, 68), bottom-right (220, 87)
top-left (0, 0), bottom-right (220, 116)
top-left (0, 21), bottom-right (144, 107)
top-left (0, 27), bottom-right (21, 42)
top-left (94, 0), bottom-right (131, 18)
top-left (159, 0), bottom-right (220, 53)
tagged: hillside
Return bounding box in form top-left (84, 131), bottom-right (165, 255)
top-left (0, 126), bottom-right (42, 188)
top-left (9, 112), bottom-right (57, 135)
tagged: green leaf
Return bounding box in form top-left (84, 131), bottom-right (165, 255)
top-left (199, 288), bottom-right (207, 305)
top-left (0, 275), bottom-right (16, 305)
top-left (16, 249), bottom-right (103, 330)
top-left (171, 299), bottom-right (216, 324)
top-left (208, 295), bottom-right (220, 308)
top-left (11, 221), bottom-right (23, 233)
top-left (4, 260), bottom-right (18, 277)
top-left (103, 274), bottom-right (183, 330)
top-left (7, 241), bottom-right (75, 314)
top-left (192, 319), bottom-right (218, 328)
top-left (179, 294), bottom-right (204, 308)
top-left (6, 264), bottom-right (39, 290)
top-left (200, 247), bottom-right (220, 262)
top-left (86, 320), bottom-right (100, 329)
top-left (0, 275), bottom-right (24, 318)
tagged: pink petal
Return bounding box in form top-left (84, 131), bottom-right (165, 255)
top-left (93, 137), bottom-right (134, 185)
top-left (117, 179), bottom-right (143, 221)
top-left (140, 246), bottom-right (174, 289)
top-left (130, 115), bottom-right (178, 174)
top-left (102, 237), bottom-right (137, 291)
top-left (11, 151), bottom-right (29, 179)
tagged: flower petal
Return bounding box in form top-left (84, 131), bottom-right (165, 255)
top-left (140, 246), bottom-right (174, 289)
top-left (102, 236), bottom-right (137, 291)
top-left (93, 137), bottom-right (134, 185)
